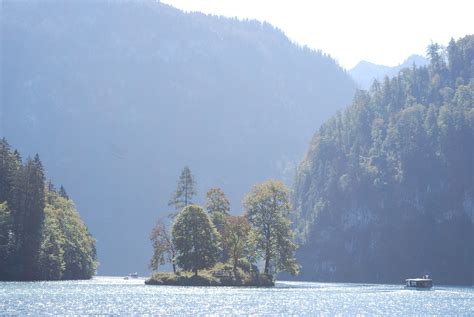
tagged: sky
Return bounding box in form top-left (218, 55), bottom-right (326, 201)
top-left (161, 0), bottom-right (473, 69)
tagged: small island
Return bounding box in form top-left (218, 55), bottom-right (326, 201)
top-left (145, 263), bottom-right (274, 287)
top-left (145, 167), bottom-right (299, 287)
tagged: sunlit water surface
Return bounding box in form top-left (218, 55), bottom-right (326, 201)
top-left (1, 276), bottom-right (473, 315)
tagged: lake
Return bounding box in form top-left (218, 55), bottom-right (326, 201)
top-left (1, 276), bottom-right (473, 315)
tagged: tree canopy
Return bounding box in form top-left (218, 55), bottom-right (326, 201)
top-left (205, 187), bottom-right (230, 232)
top-left (244, 180), bottom-right (299, 275)
top-left (0, 139), bottom-right (97, 281)
top-left (172, 205), bottom-right (220, 276)
top-left (221, 215), bottom-right (253, 275)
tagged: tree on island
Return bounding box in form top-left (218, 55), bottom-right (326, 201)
top-left (221, 215), bottom-right (253, 276)
top-left (205, 187), bottom-right (230, 233)
top-left (168, 166), bottom-right (196, 217)
top-left (244, 180), bottom-right (299, 275)
top-left (149, 219), bottom-right (176, 273)
top-left (172, 205), bottom-right (220, 276)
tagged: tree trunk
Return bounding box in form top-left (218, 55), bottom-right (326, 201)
top-left (233, 258), bottom-right (237, 278)
top-left (172, 263), bottom-right (176, 274)
top-left (264, 254), bottom-right (270, 274)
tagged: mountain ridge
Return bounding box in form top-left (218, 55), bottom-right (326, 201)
top-left (1, 0), bottom-right (356, 275)
top-left (350, 54), bottom-right (429, 89)
top-left (294, 35), bottom-right (474, 285)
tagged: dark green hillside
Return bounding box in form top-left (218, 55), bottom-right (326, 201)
top-left (294, 35), bottom-right (474, 285)
top-left (0, 139), bottom-right (97, 280)
top-left (1, 1), bottom-right (355, 274)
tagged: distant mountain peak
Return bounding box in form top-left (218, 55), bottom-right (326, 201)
top-left (400, 54), bottom-right (429, 68)
top-left (349, 54), bottom-right (429, 89)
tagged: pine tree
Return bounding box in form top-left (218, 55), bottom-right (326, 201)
top-left (0, 139), bottom-right (97, 281)
top-left (0, 138), bottom-right (20, 204)
top-left (7, 154), bottom-right (46, 279)
top-left (168, 166), bottom-right (196, 217)
top-left (0, 202), bottom-right (13, 278)
top-left (58, 185), bottom-right (69, 200)
top-left (47, 180), bottom-right (56, 193)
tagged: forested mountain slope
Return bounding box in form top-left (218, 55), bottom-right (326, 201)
top-left (1, 1), bottom-right (355, 274)
top-left (294, 36), bottom-right (474, 285)
top-left (0, 139), bottom-right (97, 280)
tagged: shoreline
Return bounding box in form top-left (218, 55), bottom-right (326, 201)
top-left (144, 271), bottom-right (274, 287)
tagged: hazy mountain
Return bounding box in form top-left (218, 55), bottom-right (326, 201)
top-left (293, 36), bottom-right (474, 285)
top-left (350, 55), bottom-right (429, 89)
top-left (1, 1), bottom-right (356, 275)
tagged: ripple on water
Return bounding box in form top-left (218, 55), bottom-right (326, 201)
top-left (0, 277), bottom-right (473, 315)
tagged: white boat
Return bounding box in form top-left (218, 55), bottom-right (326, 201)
top-left (129, 272), bottom-right (138, 279)
top-left (405, 275), bottom-right (432, 289)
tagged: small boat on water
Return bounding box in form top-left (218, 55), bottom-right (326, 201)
top-left (405, 275), bottom-right (432, 289)
top-left (124, 272), bottom-right (138, 280)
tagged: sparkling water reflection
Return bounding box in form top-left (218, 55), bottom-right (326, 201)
top-left (1, 277), bottom-right (473, 315)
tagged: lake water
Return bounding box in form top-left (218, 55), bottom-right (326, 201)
top-left (1, 276), bottom-right (473, 315)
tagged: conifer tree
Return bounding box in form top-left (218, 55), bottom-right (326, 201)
top-left (0, 140), bottom-right (97, 281)
top-left (47, 180), bottom-right (56, 193)
top-left (168, 166), bottom-right (196, 217)
top-left (0, 139), bottom-right (20, 203)
top-left (0, 202), bottom-right (13, 278)
top-left (58, 185), bottom-right (69, 200)
top-left (22, 155), bottom-right (46, 279)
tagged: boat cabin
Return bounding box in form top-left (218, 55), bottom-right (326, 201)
top-left (405, 277), bottom-right (432, 289)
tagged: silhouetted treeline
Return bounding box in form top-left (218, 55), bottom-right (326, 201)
top-left (0, 139), bottom-right (97, 280)
top-left (294, 35), bottom-right (474, 285)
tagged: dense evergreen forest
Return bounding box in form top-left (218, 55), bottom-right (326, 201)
top-left (293, 36), bottom-right (474, 285)
top-left (0, 139), bottom-right (97, 280)
top-left (1, 0), bottom-right (355, 274)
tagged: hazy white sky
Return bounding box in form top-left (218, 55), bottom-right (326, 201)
top-left (161, 0), bottom-right (473, 69)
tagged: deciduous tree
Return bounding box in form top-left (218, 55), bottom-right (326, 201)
top-left (150, 219), bottom-right (176, 273)
top-left (221, 215), bottom-right (252, 275)
top-left (205, 187), bottom-right (230, 232)
top-left (172, 205), bottom-right (220, 276)
top-left (244, 180), bottom-right (299, 275)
